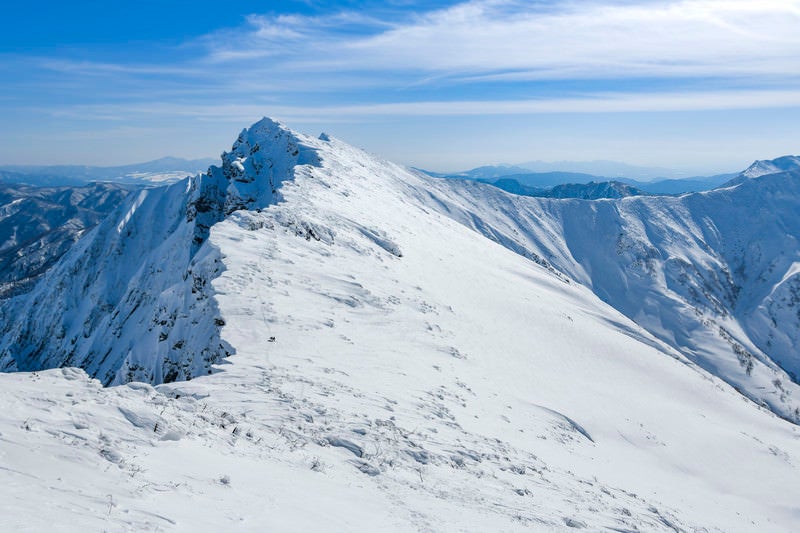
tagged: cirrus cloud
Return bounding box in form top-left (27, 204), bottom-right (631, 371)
top-left (206, 0), bottom-right (800, 82)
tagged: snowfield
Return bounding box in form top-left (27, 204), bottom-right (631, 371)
top-left (1, 118), bottom-right (800, 531)
top-left (417, 167), bottom-right (800, 423)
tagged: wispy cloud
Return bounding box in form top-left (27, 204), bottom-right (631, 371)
top-left (9, 1), bottom-right (800, 103)
top-left (38, 59), bottom-right (208, 78)
top-left (3, 1), bottom-right (800, 167)
top-left (35, 88), bottom-right (800, 125)
top-left (205, 0), bottom-right (800, 82)
top-left (202, 11), bottom-right (396, 63)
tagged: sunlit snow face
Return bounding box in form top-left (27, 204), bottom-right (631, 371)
top-left (2, 116), bottom-right (800, 532)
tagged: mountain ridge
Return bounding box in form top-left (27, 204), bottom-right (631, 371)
top-left (1, 118), bottom-right (800, 531)
top-left (420, 162), bottom-right (800, 422)
top-left (0, 118), bottom-right (312, 383)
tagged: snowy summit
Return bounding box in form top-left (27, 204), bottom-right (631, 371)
top-left (1, 118), bottom-right (800, 531)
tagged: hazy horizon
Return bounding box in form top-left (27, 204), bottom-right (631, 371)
top-left (0, 149), bottom-right (750, 179)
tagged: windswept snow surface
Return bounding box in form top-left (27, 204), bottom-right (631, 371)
top-left (1, 119), bottom-right (800, 531)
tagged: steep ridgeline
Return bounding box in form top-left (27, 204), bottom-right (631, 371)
top-left (0, 119), bottom-right (318, 384)
top-left (0, 182), bottom-right (132, 299)
top-left (423, 158), bottom-right (800, 422)
top-left (2, 119), bottom-right (800, 531)
top-left (732, 155), bottom-right (800, 182)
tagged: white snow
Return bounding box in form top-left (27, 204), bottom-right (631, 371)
top-left (1, 118), bottom-right (800, 531)
top-left (116, 189), bottom-right (148, 234)
top-left (416, 169), bottom-right (800, 422)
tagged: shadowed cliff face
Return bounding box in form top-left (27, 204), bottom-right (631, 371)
top-left (0, 182), bottom-right (132, 299)
top-left (0, 118), bottom-right (319, 385)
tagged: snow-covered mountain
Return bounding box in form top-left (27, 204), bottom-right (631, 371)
top-left (486, 178), bottom-right (647, 199)
top-left (0, 182), bottom-right (131, 298)
top-left (424, 167), bottom-right (800, 422)
top-left (725, 155), bottom-right (800, 184)
top-left (0, 121), bottom-right (316, 384)
top-left (1, 118), bottom-right (799, 531)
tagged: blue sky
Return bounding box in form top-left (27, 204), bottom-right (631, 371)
top-left (2, 0), bottom-right (800, 173)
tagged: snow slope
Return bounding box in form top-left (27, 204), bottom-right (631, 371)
top-left (737, 155), bottom-right (800, 181)
top-left (0, 182), bottom-right (131, 298)
top-left (420, 167), bottom-right (800, 423)
top-left (1, 119), bottom-right (800, 531)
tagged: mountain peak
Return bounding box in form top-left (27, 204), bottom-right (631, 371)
top-left (199, 117), bottom-right (320, 217)
top-left (242, 116), bottom-right (290, 139)
top-left (741, 154), bottom-right (800, 179)
top-left (0, 117), bottom-right (325, 384)
top-left (544, 179), bottom-right (646, 199)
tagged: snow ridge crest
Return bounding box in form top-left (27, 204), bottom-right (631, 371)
top-left (742, 155), bottom-right (800, 179)
top-left (0, 118), bottom-right (320, 385)
top-left (212, 117), bottom-right (318, 212)
top-left (186, 117), bottom-right (320, 250)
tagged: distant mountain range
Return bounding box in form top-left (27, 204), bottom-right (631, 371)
top-left (486, 178), bottom-right (646, 199)
top-left (421, 164), bottom-right (737, 198)
top-left (620, 174), bottom-right (736, 194)
top-left (516, 159), bottom-right (699, 179)
top-left (0, 156), bottom-right (217, 186)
